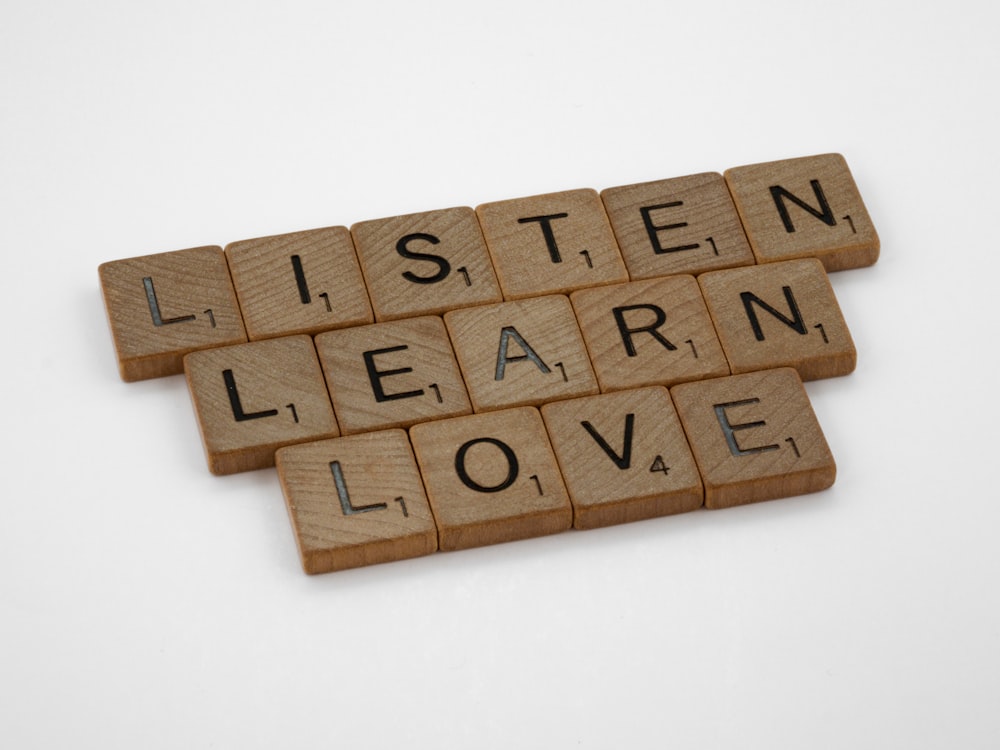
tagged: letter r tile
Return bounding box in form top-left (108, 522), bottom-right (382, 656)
top-left (276, 430), bottom-right (437, 574)
top-left (476, 188), bottom-right (628, 299)
top-left (184, 335), bottom-right (339, 475)
top-left (724, 153), bottom-right (879, 271)
top-left (409, 407), bottom-right (572, 551)
top-left (99, 245), bottom-right (247, 381)
top-left (670, 368), bottom-right (835, 509)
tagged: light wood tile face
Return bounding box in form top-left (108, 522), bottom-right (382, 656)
top-left (540, 387), bottom-right (703, 530)
top-left (476, 188), bottom-right (628, 299)
top-left (351, 206), bottom-right (502, 321)
top-left (444, 295), bottom-right (599, 412)
top-left (670, 368), bottom-right (835, 509)
top-left (314, 316), bottom-right (472, 435)
top-left (570, 275), bottom-right (730, 392)
top-left (698, 258), bottom-right (855, 381)
top-left (99, 246), bottom-right (247, 381)
top-left (409, 407), bottom-right (571, 551)
top-left (724, 153), bottom-right (879, 271)
top-left (225, 226), bottom-right (373, 341)
top-left (276, 430), bottom-right (437, 574)
top-left (184, 335), bottom-right (339, 475)
top-left (600, 172), bottom-right (755, 279)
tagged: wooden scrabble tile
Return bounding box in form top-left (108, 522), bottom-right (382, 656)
top-left (671, 368), bottom-right (835, 509)
top-left (476, 188), bottom-right (629, 299)
top-left (314, 315), bottom-right (472, 435)
top-left (224, 226), bottom-right (373, 341)
top-left (351, 206), bottom-right (503, 321)
top-left (409, 407), bottom-right (572, 551)
top-left (724, 153), bottom-right (879, 271)
top-left (444, 295), bottom-right (599, 412)
top-left (99, 246), bottom-right (247, 381)
top-left (275, 430), bottom-right (437, 574)
top-left (698, 258), bottom-right (856, 381)
top-left (540, 387), bottom-right (703, 530)
top-left (184, 335), bottom-right (339, 475)
top-left (570, 275), bottom-right (730, 392)
top-left (600, 172), bottom-right (755, 279)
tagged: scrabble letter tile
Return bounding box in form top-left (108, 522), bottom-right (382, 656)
top-left (225, 226), bottom-right (373, 341)
top-left (276, 430), bottom-right (437, 574)
top-left (600, 172), bottom-right (755, 279)
top-left (351, 206), bottom-right (502, 321)
top-left (570, 275), bottom-right (729, 392)
top-left (444, 295), bottom-right (599, 412)
top-left (99, 246), bottom-right (247, 381)
top-left (315, 315), bottom-right (472, 435)
top-left (724, 153), bottom-right (879, 271)
top-left (698, 259), bottom-right (855, 381)
top-left (671, 368), bottom-right (835, 509)
top-left (409, 407), bottom-right (571, 551)
top-left (540, 387), bottom-right (703, 530)
top-left (184, 335), bottom-right (339, 475)
top-left (476, 188), bottom-right (628, 299)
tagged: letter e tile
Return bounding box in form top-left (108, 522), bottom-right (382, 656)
top-left (184, 335), bottom-right (339, 475)
top-left (671, 368), bottom-right (835, 509)
top-left (409, 408), bottom-right (572, 551)
top-left (276, 430), bottom-right (437, 574)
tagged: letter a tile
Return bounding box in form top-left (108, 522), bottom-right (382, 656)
top-left (276, 430), bottom-right (437, 574)
top-left (184, 335), bottom-right (339, 475)
top-left (541, 387), bottom-right (703, 530)
top-left (409, 407), bottom-right (572, 551)
top-left (724, 153), bottom-right (879, 271)
top-left (671, 368), bottom-right (835, 509)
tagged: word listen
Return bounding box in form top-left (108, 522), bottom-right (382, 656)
top-left (99, 153), bottom-right (878, 574)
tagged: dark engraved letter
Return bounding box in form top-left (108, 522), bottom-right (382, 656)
top-left (612, 304), bottom-right (677, 356)
top-left (290, 254), bottom-right (311, 304)
top-left (517, 213), bottom-right (570, 263)
top-left (223, 369), bottom-right (279, 422)
top-left (581, 413), bottom-right (635, 470)
top-left (769, 180), bottom-right (836, 233)
top-left (363, 345), bottom-right (425, 402)
top-left (739, 286), bottom-right (806, 341)
top-left (454, 437), bottom-right (519, 493)
top-left (143, 277), bottom-right (196, 326)
top-left (330, 461), bottom-right (388, 515)
top-left (495, 326), bottom-right (551, 380)
top-left (396, 233), bottom-right (451, 284)
top-left (713, 398), bottom-right (780, 456)
top-left (639, 202), bottom-right (700, 254)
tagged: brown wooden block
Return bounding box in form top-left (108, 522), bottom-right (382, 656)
top-left (600, 172), bottom-right (755, 280)
top-left (475, 188), bottom-right (628, 299)
top-left (99, 246), bottom-right (247, 381)
top-left (570, 275), bottom-right (730, 392)
top-left (444, 295), bottom-right (599, 412)
top-left (275, 430), bottom-right (437, 574)
top-left (671, 368), bottom-right (835, 509)
top-left (540, 387), bottom-right (702, 530)
top-left (698, 258), bottom-right (856, 381)
top-left (184, 335), bottom-right (339, 475)
top-left (409, 407), bottom-right (571, 551)
top-left (724, 153), bottom-right (879, 271)
top-left (225, 226), bottom-right (373, 341)
top-left (351, 206), bottom-right (503, 321)
top-left (314, 315), bottom-right (472, 435)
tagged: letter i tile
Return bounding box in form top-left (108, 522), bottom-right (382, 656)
top-left (409, 407), bottom-right (572, 551)
top-left (670, 368), bottom-right (835, 509)
top-left (276, 430), bottom-right (437, 574)
top-left (184, 335), bottom-right (339, 475)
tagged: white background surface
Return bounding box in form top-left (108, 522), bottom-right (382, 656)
top-left (3, 1), bottom-right (998, 747)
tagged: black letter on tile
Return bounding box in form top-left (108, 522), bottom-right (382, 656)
top-left (581, 413), bottom-right (635, 470)
top-left (364, 345), bottom-right (425, 402)
top-left (517, 213), bottom-right (570, 263)
top-left (396, 233), bottom-right (451, 284)
top-left (455, 437), bottom-right (519, 493)
top-left (223, 369), bottom-right (279, 422)
top-left (713, 398), bottom-right (780, 456)
top-left (740, 286), bottom-right (806, 341)
top-left (330, 460), bottom-right (388, 515)
top-left (640, 202), bottom-right (700, 254)
top-left (143, 277), bottom-right (196, 326)
top-left (769, 180), bottom-right (836, 233)
top-left (495, 326), bottom-right (551, 380)
top-left (612, 304), bottom-right (677, 356)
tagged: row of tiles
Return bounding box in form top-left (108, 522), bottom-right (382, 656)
top-left (99, 153), bottom-right (877, 382)
top-left (275, 368), bottom-right (835, 574)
